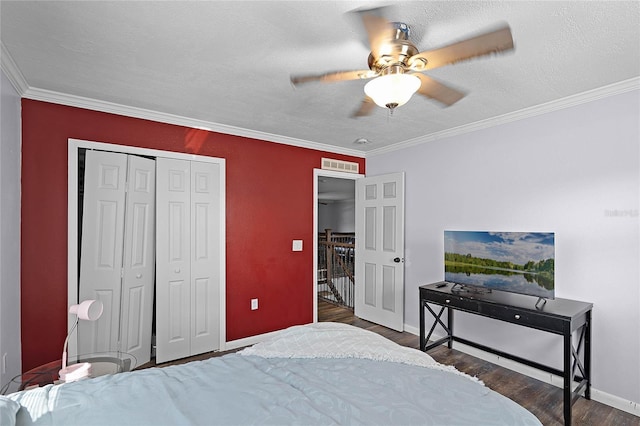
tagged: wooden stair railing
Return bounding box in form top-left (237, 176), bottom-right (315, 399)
top-left (318, 229), bottom-right (355, 308)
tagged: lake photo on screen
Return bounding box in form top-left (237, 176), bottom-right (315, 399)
top-left (444, 231), bottom-right (555, 299)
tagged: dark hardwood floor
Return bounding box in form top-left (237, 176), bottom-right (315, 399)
top-left (140, 299), bottom-right (638, 426)
top-left (317, 299), bottom-right (639, 426)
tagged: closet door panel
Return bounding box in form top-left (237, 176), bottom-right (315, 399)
top-left (79, 150), bottom-right (127, 355)
top-left (190, 162), bottom-right (221, 356)
top-left (120, 155), bottom-right (156, 366)
top-left (156, 158), bottom-right (191, 363)
top-left (168, 279), bottom-right (189, 342)
top-left (193, 277), bottom-right (210, 337)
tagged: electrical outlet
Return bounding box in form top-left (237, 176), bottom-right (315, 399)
top-left (251, 298), bottom-right (258, 310)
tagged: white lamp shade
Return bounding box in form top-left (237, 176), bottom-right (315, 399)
top-left (364, 73), bottom-right (421, 108)
top-left (69, 299), bottom-right (103, 321)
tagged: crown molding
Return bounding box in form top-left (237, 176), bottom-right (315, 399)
top-left (366, 77), bottom-right (640, 157)
top-left (21, 86), bottom-right (366, 158)
top-left (0, 42), bottom-right (29, 95)
top-left (7, 47), bottom-right (637, 161)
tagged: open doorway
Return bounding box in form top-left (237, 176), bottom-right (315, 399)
top-left (314, 170), bottom-right (406, 330)
top-left (313, 169), bottom-right (361, 322)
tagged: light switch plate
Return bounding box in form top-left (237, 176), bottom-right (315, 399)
top-left (292, 240), bottom-right (303, 251)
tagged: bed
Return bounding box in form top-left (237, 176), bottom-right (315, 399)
top-left (1, 322), bottom-right (541, 425)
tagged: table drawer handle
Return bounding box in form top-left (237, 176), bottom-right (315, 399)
top-left (445, 299), bottom-right (450, 304)
top-left (514, 314), bottom-right (521, 320)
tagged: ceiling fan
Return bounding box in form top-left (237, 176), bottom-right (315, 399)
top-left (290, 9), bottom-right (514, 117)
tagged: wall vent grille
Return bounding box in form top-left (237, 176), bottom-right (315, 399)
top-left (321, 158), bottom-right (359, 174)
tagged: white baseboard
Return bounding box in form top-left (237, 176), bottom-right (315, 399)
top-left (403, 324), bottom-right (640, 417)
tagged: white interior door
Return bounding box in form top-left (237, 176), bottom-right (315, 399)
top-left (79, 150), bottom-right (127, 354)
top-left (354, 172), bottom-right (405, 331)
top-left (189, 161), bottom-right (221, 356)
top-left (156, 158), bottom-right (221, 363)
top-left (119, 155), bottom-right (156, 366)
top-left (69, 139), bottom-right (227, 364)
top-left (156, 158), bottom-right (191, 363)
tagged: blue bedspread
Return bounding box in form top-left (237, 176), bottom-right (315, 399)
top-left (7, 354), bottom-right (541, 425)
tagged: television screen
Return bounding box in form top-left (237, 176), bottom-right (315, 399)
top-left (444, 231), bottom-right (555, 299)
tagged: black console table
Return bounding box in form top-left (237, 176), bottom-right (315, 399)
top-left (419, 282), bottom-right (592, 425)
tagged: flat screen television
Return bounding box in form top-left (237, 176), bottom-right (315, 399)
top-left (444, 231), bottom-right (555, 299)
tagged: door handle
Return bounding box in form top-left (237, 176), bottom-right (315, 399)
top-left (393, 257), bottom-right (402, 263)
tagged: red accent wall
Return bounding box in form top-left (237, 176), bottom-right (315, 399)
top-left (20, 99), bottom-right (365, 372)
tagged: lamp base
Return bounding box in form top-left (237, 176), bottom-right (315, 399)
top-left (59, 362), bottom-right (92, 383)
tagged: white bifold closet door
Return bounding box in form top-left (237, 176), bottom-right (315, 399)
top-left (155, 158), bottom-right (221, 363)
top-left (78, 150), bottom-right (156, 366)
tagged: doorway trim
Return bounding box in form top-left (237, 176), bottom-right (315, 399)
top-left (313, 168), bottom-right (363, 322)
top-left (67, 138), bottom-right (227, 355)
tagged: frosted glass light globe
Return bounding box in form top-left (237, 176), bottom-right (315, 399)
top-left (364, 74), bottom-right (421, 109)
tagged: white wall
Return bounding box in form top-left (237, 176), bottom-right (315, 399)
top-left (0, 69), bottom-right (22, 387)
top-left (367, 90), bottom-right (640, 404)
top-left (318, 200), bottom-right (355, 233)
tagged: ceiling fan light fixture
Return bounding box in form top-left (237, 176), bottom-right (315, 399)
top-left (364, 73), bottom-right (421, 110)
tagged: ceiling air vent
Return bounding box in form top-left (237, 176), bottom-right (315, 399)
top-left (321, 158), bottom-right (359, 174)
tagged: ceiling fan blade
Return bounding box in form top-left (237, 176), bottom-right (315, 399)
top-left (291, 69), bottom-right (377, 86)
top-left (346, 5), bottom-right (400, 49)
top-left (351, 96), bottom-right (377, 118)
top-left (415, 74), bottom-right (466, 106)
top-left (360, 12), bottom-right (396, 56)
top-left (408, 24), bottom-right (514, 71)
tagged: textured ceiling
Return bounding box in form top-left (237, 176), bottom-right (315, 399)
top-left (1, 1), bottom-right (639, 155)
